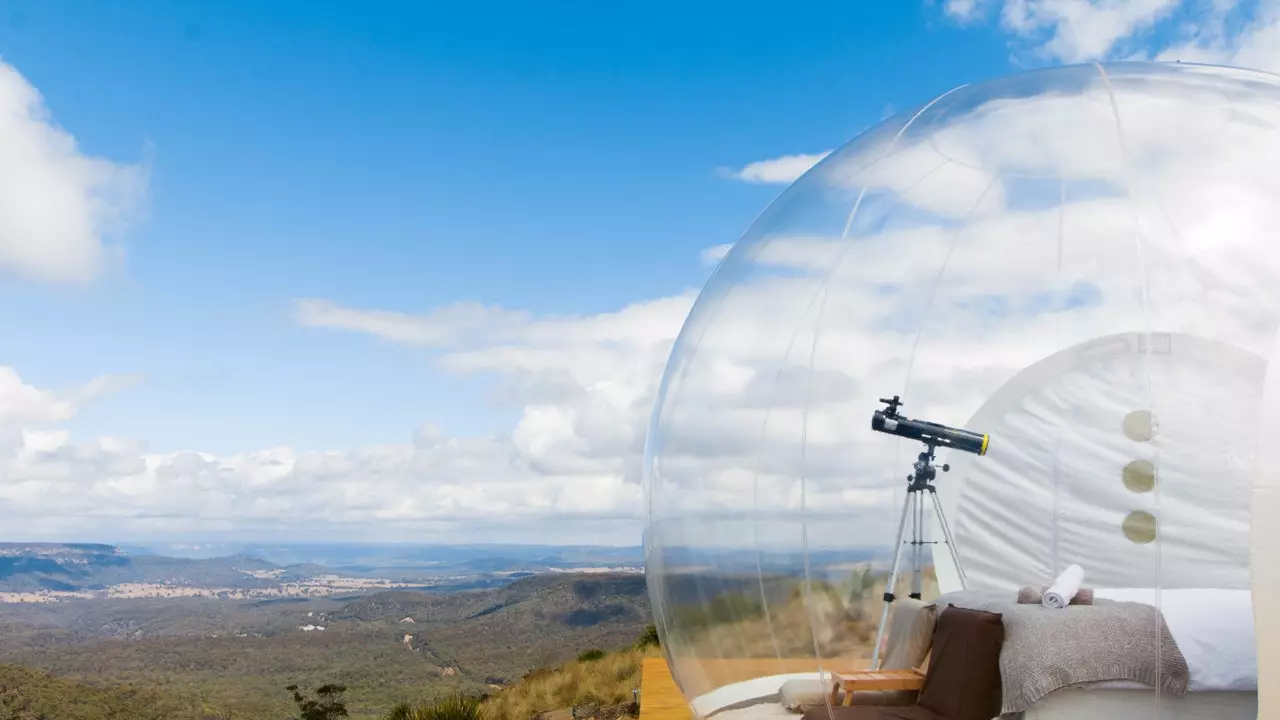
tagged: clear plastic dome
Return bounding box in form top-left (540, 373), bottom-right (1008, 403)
top-left (643, 62), bottom-right (1274, 720)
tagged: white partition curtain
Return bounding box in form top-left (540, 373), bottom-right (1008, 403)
top-left (932, 331), bottom-right (1261, 594)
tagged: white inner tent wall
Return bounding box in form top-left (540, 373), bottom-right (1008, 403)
top-left (929, 331), bottom-right (1261, 594)
top-left (1252, 329), bottom-right (1280, 716)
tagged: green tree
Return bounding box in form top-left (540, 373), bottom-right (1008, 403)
top-left (286, 683), bottom-right (349, 720)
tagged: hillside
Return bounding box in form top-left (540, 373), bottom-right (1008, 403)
top-left (0, 572), bottom-right (652, 719)
top-left (0, 543), bottom-right (287, 593)
top-left (482, 641), bottom-right (661, 720)
top-left (333, 573), bottom-right (650, 681)
top-left (0, 628), bottom-right (663, 720)
top-left (0, 663), bottom-right (217, 719)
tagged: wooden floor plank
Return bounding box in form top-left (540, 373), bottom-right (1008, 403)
top-left (640, 657), bottom-right (693, 720)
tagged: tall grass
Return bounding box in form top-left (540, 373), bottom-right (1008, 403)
top-left (385, 693), bottom-right (483, 720)
top-left (481, 647), bottom-right (660, 720)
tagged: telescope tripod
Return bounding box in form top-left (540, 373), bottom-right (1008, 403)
top-left (869, 442), bottom-right (968, 669)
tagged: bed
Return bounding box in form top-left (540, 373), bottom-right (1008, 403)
top-left (950, 587), bottom-right (1258, 719)
top-left (689, 587), bottom-right (1257, 720)
top-left (1021, 688), bottom-right (1256, 719)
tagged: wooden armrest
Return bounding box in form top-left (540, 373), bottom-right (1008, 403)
top-left (830, 669), bottom-right (925, 706)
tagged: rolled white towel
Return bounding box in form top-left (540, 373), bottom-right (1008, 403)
top-left (1043, 564), bottom-right (1085, 609)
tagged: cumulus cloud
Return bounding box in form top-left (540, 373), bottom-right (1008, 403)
top-left (1155, 1), bottom-right (1280, 72)
top-left (996, 0), bottom-right (1182, 62)
top-left (722, 151), bottom-right (832, 184)
top-left (0, 60), bottom-right (148, 285)
top-left (294, 292), bottom-right (696, 486)
top-left (0, 365), bottom-right (655, 544)
top-left (0, 290), bottom-right (697, 543)
top-left (943, 0), bottom-right (989, 23)
top-left (939, 0), bottom-right (1280, 72)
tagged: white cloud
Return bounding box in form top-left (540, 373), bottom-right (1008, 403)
top-left (700, 243), bottom-right (732, 266)
top-left (0, 60), bottom-right (148, 285)
top-left (0, 367), bottom-right (78, 429)
top-left (939, 0), bottom-right (1280, 72)
top-left (1156, 1), bottom-right (1280, 72)
top-left (994, 0), bottom-right (1182, 62)
top-left (944, 0), bottom-right (989, 23)
top-left (723, 151), bottom-right (832, 184)
top-left (0, 369), bottom-right (659, 544)
top-left (0, 291), bottom-right (698, 543)
top-left (294, 298), bottom-right (532, 348)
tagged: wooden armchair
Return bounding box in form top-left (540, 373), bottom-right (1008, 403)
top-left (823, 598), bottom-right (936, 707)
top-left (829, 669), bottom-right (926, 707)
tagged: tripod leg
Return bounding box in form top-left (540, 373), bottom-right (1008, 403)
top-left (910, 490), bottom-right (923, 600)
top-left (871, 488), bottom-right (914, 669)
top-left (929, 487), bottom-right (968, 589)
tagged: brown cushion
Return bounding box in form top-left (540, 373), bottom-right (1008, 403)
top-left (916, 606), bottom-right (1004, 720)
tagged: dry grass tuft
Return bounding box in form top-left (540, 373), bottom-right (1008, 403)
top-left (482, 647), bottom-right (660, 720)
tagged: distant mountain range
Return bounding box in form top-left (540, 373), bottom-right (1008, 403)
top-left (0, 540), bottom-right (882, 597)
top-left (0, 542), bottom-right (646, 595)
top-left (116, 541), bottom-right (644, 575)
top-left (0, 543), bottom-right (287, 593)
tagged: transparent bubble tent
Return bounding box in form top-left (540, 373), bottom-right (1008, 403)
top-left (642, 62), bottom-right (1280, 720)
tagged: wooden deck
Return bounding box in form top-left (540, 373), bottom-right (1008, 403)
top-left (640, 658), bottom-right (692, 720)
top-left (640, 656), bottom-right (867, 720)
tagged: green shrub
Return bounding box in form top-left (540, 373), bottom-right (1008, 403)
top-left (576, 649), bottom-right (606, 663)
top-left (384, 703), bottom-right (415, 720)
top-left (633, 624), bottom-right (660, 649)
top-left (423, 693), bottom-right (484, 720)
top-left (385, 693), bottom-right (484, 720)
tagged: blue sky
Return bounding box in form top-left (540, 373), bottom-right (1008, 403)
top-left (0, 1), bottom-right (1017, 455)
top-left (0, 0), bottom-right (1271, 542)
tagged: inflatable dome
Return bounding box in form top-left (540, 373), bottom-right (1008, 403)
top-left (643, 62), bottom-right (1279, 720)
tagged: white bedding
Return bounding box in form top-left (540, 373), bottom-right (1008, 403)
top-left (692, 674), bottom-right (817, 717)
top-left (1090, 588), bottom-right (1256, 692)
top-left (1024, 688), bottom-right (1257, 719)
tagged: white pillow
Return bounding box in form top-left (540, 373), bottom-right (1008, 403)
top-left (778, 678), bottom-right (830, 711)
top-left (1093, 588), bottom-right (1256, 691)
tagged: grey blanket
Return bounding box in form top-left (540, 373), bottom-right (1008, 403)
top-left (935, 592), bottom-right (1191, 714)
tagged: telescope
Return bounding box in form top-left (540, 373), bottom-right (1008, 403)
top-left (871, 395), bottom-right (989, 456)
top-left (868, 394), bottom-right (989, 671)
